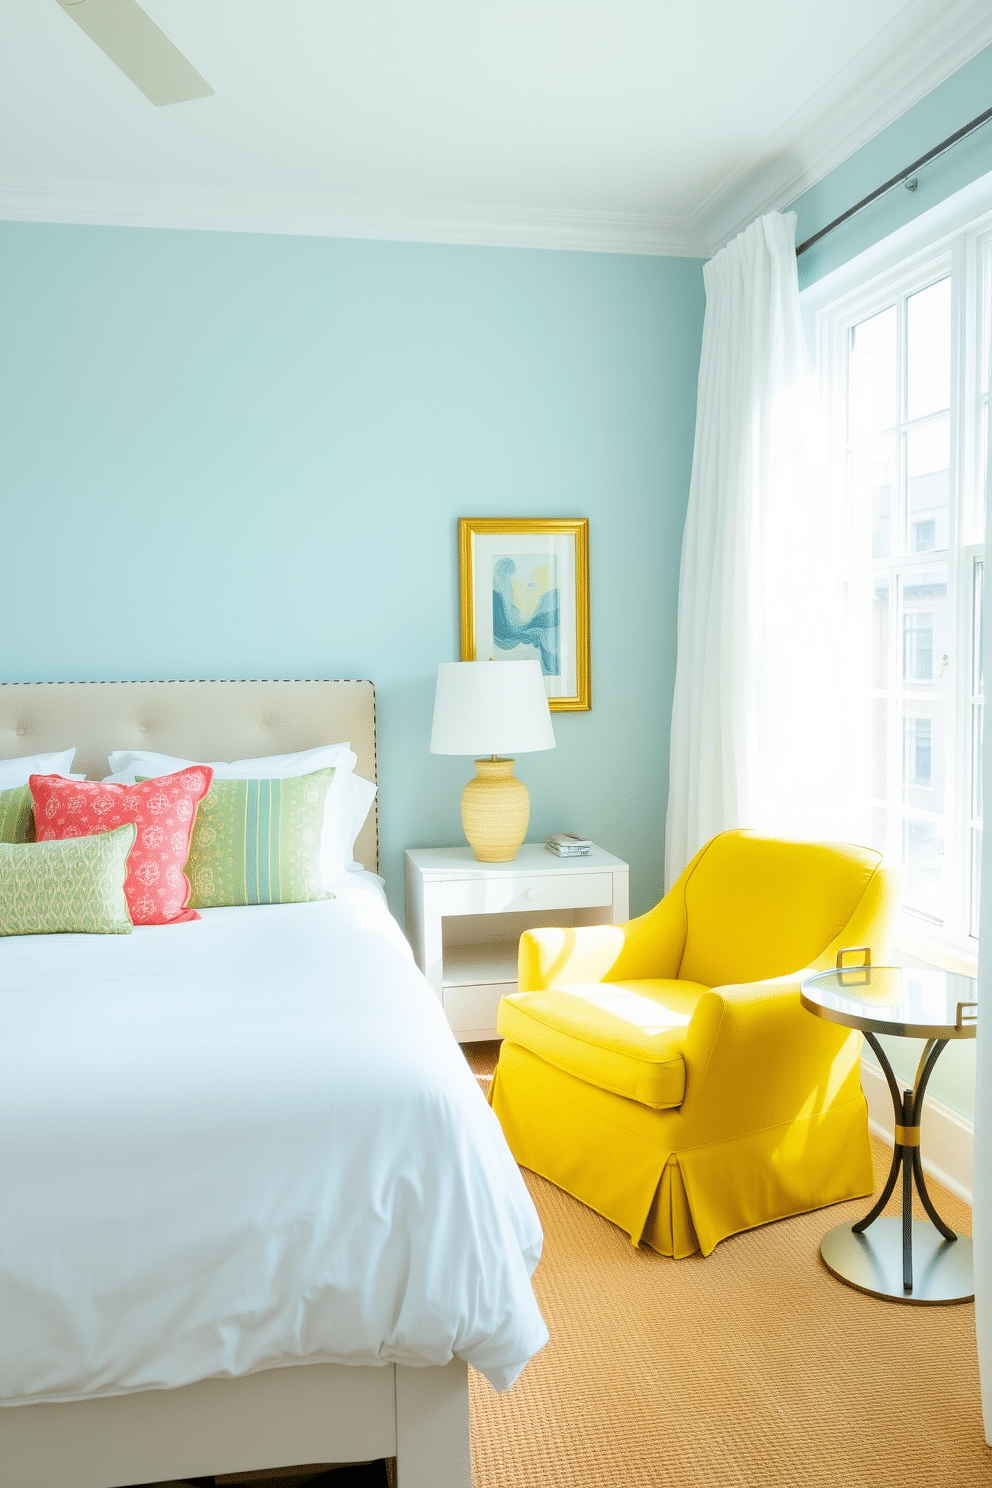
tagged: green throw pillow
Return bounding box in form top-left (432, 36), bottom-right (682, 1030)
top-left (0, 822), bottom-right (136, 936)
top-left (182, 769), bottom-right (334, 910)
top-left (0, 784), bottom-right (35, 844)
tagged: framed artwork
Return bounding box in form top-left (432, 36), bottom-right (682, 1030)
top-left (458, 518), bottom-right (590, 711)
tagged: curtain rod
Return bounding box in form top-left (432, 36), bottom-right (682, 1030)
top-left (795, 104), bottom-right (992, 257)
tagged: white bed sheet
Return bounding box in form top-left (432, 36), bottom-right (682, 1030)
top-left (0, 895), bottom-right (547, 1404)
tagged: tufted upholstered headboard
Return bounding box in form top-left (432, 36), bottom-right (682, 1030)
top-left (0, 679), bottom-right (378, 873)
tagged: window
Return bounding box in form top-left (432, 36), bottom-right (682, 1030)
top-left (904, 716), bottom-right (932, 787)
top-left (816, 209), bottom-right (992, 952)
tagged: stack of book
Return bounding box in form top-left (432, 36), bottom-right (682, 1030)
top-left (546, 833), bottom-right (593, 858)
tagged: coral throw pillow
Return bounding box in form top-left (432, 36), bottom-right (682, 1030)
top-left (30, 768), bottom-right (214, 925)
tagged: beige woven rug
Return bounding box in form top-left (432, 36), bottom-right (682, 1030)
top-left (465, 1041), bottom-right (987, 1488)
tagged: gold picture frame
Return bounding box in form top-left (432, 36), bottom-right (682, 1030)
top-left (458, 517), bottom-right (590, 711)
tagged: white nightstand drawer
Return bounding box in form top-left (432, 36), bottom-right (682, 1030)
top-left (443, 983), bottom-right (509, 1039)
top-left (440, 871), bottom-right (613, 918)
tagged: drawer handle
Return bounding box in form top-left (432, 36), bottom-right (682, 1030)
top-left (524, 888), bottom-right (537, 900)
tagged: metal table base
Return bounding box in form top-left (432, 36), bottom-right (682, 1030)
top-left (821, 1032), bottom-right (973, 1304)
top-left (821, 1218), bottom-right (973, 1304)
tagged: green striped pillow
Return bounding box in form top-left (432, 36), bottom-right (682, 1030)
top-left (181, 769), bottom-right (335, 909)
top-left (0, 784), bottom-right (35, 844)
top-left (0, 823), bottom-right (136, 936)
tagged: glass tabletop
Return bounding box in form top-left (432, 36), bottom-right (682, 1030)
top-left (801, 965), bottom-right (978, 1039)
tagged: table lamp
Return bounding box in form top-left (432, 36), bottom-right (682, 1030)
top-left (430, 660), bottom-right (556, 862)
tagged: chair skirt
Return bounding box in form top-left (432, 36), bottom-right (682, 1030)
top-left (489, 1040), bottom-right (876, 1257)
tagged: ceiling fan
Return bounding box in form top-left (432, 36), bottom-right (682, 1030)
top-left (54, 0), bottom-right (213, 106)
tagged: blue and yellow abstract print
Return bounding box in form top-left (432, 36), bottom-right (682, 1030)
top-left (492, 556), bottom-right (560, 675)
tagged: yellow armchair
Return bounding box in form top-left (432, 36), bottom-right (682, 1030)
top-left (489, 829), bottom-right (898, 1257)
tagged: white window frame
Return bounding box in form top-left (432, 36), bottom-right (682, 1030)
top-left (803, 179), bottom-right (992, 969)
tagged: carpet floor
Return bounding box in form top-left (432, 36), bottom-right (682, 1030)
top-left (465, 1041), bottom-right (987, 1488)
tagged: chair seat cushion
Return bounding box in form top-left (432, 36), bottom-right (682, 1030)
top-left (497, 978), bottom-right (710, 1109)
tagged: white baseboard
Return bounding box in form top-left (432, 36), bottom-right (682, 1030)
top-left (861, 1056), bottom-right (973, 1206)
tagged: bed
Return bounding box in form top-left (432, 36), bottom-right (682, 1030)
top-left (0, 680), bottom-right (547, 1488)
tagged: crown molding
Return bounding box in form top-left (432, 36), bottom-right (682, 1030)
top-left (5, 2), bottom-right (987, 263)
top-left (0, 177), bottom-right (709, 258)
top-left (696, 0), bottom-right (992, 254)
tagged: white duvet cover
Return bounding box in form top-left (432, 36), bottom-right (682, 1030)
top-left (0, 889), bottom-right (547, 1403)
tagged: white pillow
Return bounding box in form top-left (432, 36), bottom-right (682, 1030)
top-left (331, 771), bottom-right (378, 876)
top-left (103, 744), bottom-right (376, 883)
top-left (105, 743), bottom-right (357, 783)
top-left (0, 748), bottom-right (77, 790)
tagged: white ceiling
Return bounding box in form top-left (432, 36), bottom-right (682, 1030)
top-left (3, 0), bottom-right (991, 256)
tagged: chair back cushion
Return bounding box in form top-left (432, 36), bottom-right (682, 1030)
top-left (677, 830), bottom-right (882, 987)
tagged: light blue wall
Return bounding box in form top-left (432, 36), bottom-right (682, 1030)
top-left (791, 50), bottom-right (992, 1124)
top-left (793, 42), bottom-right (992, 289)
top-left (0, 222), bottom-right (705, 919)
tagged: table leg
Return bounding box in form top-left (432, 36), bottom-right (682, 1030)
top-left (909, 1039), bottom-right (957, 1244)
top-left (901, 1085), bottom-right (914, 1291)
top-left (851, 1032), bottom-right (902, 1232)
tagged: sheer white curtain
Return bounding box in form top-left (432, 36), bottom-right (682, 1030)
top-left (665, 211), bottom-right (840, 888)
top-left (974, 356), bottom-right (992, 1443)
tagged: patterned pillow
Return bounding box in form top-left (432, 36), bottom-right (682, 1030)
top-left (30, 768), bottom-right (213, 926)
top-left (182, 769), bottom-right (334, 909)
top-left (0, 784), bottom-right (35, 844)
top-left (0, 823), bottom-right (135, 937)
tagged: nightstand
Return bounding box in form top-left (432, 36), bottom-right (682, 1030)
top-left (404, 844), bottom-right (630, 1042)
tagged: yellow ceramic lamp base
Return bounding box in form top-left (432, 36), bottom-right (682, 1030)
top-left (461, 757), bottom-right (530, 862)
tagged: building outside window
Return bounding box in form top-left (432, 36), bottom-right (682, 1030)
top-left (814, 207), bottom-right (991, 956)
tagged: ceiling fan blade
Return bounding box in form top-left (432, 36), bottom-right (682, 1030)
top-left (55, 0), bottom-right (213, 106)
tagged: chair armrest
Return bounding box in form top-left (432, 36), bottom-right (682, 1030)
top-left (603, 838), bottom-right (713, 982)
top-left (817, 863), bottom-right (900, 971)
top-left (676, 970), bottom-right (862, 1148)
top-left (517, 840), bottom-right (716, 992)
top-left (518, 924), bottom-right (628, 992)
top-left (675, 859), bottom-right (900, 1140)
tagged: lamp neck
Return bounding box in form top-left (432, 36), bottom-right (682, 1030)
top-left (473, 757), bottom-right (517, 778)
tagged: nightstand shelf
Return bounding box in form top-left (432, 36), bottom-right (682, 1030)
top-left (441, 941), bottom-right (520, 987)
top-left (404, 844), bottom-right (630, 1042)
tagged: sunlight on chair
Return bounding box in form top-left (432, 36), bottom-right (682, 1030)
top-left (533, 924), bottom-right (626, 988)
top-left (561, 984), bottom-right (692, 1036)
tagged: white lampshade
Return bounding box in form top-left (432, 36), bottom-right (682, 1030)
top-left (430, 661), bottom-right (556, 756)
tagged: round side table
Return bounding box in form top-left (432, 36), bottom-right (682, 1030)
top-left (801, 955), bottom-right (976, 1305)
